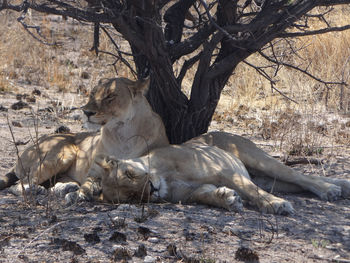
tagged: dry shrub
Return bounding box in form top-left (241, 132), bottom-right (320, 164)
top-left (216, 7), bottom-right (350, 155)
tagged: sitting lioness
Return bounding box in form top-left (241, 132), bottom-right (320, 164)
top-left (0, 78), bottom-right (169, 203)
top-left (96, 144), bottom-right (295, 215)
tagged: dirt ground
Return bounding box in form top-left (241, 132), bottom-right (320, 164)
top-left (0, 12), bottom-right (350, 263)
top-left (0, 70), bottom-right (349, 263)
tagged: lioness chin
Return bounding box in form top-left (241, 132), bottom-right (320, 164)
top-left (0, 77), bottom-right (169, 204)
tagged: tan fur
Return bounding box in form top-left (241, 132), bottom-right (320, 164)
top-left (3, 76), bottom-right (349, 210)
top-left (1, 78), bottom-right (169, 203)
top-left (97, 144), bottom-right (295, 215)
top-left (189, 132), bottom-right (350, 201)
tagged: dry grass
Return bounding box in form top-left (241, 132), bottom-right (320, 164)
top-left (215, 7), bottom-right (350, 155)
top-left (0, 8), bottom-right (349, 157)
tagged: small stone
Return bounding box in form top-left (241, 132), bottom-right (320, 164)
top-left (147, 237), bottom-right (159, 243)
top-left (143, 255), bottom-right (156, 263)
top-left (134, 244), bottom-right (147, 258)
top-left (11, 101), bottom-right (29, 110)
top-left (55, 125), bottom-right (70, 134)
top-left (0, 105), bottom-right (8, 112)
top-left (32, 88), bottom-right (41, 96)
top-left (109, 231), bottom-right (127, 244)
top-left (84, 232), bottom-right (100, 244)
top-left (26, 96), bottom-right (36, 103)
top-left (80, 71), bottom-right (90, 79)
top-left (112, 245), bottom-right (132, 261)
top-left (11, 121), bottom-right (22, 127)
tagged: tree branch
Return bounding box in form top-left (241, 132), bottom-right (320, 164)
top-left (278, 24), bottom-right (350, 37)
top-left (258, 50), bottom-right (347, 86)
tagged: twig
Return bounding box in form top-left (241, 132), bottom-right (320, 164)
top-left (16, 2), bottom-right (57, 46)
top-left (279, 24), bottom-right (350, 38)
top-left (6, 114), bottom-right (28, 203)
top-left (243, 59), bottom-right (299, 104)
top-left (100, 26), bottom-right (137, 77)
top-left (16, 221), bottom-right (64, 257)
top-left (259, 50), bottom-right (347, 87)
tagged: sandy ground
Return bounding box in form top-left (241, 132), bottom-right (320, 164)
top-left (0, 13), bottom-right (350, 263)
top-left (0, 76), bottom-right (349, 263)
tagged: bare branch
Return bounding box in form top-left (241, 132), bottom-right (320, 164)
top-left (100, 26), bottom-right (137, 77)
top-left (278, 24), bottom-right (350, 37)
top-left (258, 50), bottom-right (347, 86)
top-left (243, 60), bottom-right (299, 104)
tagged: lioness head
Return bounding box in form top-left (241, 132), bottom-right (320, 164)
top-left (82, 77), bottom-right (150, 126)
top-left (95, 154), bottom-right (159, 203)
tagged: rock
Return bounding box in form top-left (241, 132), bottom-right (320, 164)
top-left (80, 71), bottom-right (90, 79)
top-left (0, 105), bottom-right (8, 112)
top-left (109, 231), bottom-right (127, 244)
top-left (147, 237), bottom-right (159, 243)
top-left (134, 244), bottom-right (147, 258)
top-left (84, 232), bottom-right (100, 244)
top-left (143, 255), bottom-right (156, 263)
top-left (11, 101), bottom-right (29, 110)
top-left (11, 121), bottom-right (22, 127)
top-left (55, 125), bottom-right (70, 134)
top-left (32, 88), bottom-right (41, 96)
top-left (112, 245), bottom-right (132, 261)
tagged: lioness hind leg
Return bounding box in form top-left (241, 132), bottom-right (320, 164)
top-left (200, 132), bottom-right (342, 201)
top-left (9, 144), bottom-right (77, 196)
top-left (309, 175), bottom-right (350, 199)
top-left (189, 184), bottom-right (243, 212)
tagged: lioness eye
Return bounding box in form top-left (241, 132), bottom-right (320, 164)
top-left (105, 94), bottom-right (114, 101)
top-left (125, 170), bottom-right (134, 179)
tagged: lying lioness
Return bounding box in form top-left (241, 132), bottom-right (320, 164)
top-left (96, 144), bottom-right (296, 215)
top-left (190, 132), bottom-right (350, 201)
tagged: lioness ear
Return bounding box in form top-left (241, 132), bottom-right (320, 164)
top-left (130, 77), bottom-right (150, 97)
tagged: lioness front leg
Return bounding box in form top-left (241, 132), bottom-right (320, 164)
top-left (230, 174), bottom-right (295, 215)
top-left (65, 163), bottom-right (103, 205)
top-left (188, 184), bottom-right (243, 212)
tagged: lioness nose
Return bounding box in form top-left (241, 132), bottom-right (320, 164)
top-left (149, 181), bottom-right (158, 195)
top-left (83, 110), bottom-right (96, 117)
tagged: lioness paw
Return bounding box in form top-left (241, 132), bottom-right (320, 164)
top-left (9, 184), bottom-right (47, 196)
top-left (319, 184), bottom-right (341, 201)
top-left (65, 190), bottom-right (91, 206)
top-left (330, 179), bottom-right (350, 199)
top-left (216, 187), bottom-right (243, 212)
top-left (339, 179), bottom-right (350, 199)
top-left (51, 182), bottom-right (80, 198)
top-left (260, 198), bottom-right (295, 215)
